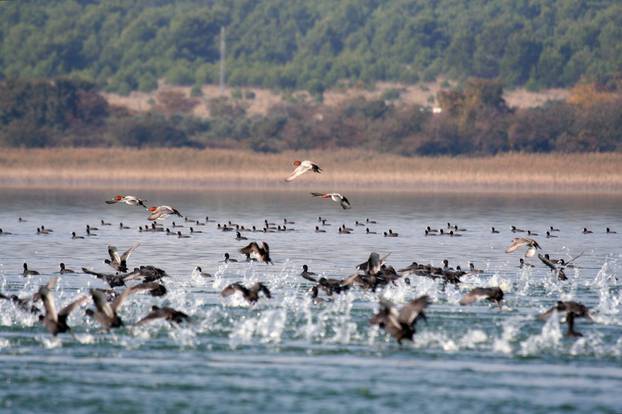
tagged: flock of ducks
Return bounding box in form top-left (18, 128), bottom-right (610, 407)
top-left (0, 160), bottom-right (617, 344)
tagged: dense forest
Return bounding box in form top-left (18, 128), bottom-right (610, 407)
top-left (1, 78), bottom-right (621, 154)
top-left (1, 0), bottom-right (622, 93)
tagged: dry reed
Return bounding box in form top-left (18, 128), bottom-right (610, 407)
top-left (0, 148), bottom-right (620, 193)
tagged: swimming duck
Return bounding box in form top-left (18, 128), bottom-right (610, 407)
top-left (300, 264), bottom-right (317, 282)
top-left (384, 229), bottom-right (399, 237)
top-left (459, 287), bottom-right (504, 308)
top-left (511, 226), bottom-right (525, 233)
top-left (355, 221), bottom-right (365, 227)
top-left (177, 231), bottom-right (190, 239)
top-left (468, 262), bottom-right (483, 273)
top-left (235, 231), bottom-right (248, 241)
top-left (119, 222), bottom-right (130, 230)
top-left (37, 227), bottom-right (50, 235)
top-left (519, 258), bottom-right (535, 268)
top-left (491, 227), bottom-right (500, 234)
top-left (190, 227), bottom-right (202, 234)
top-left (221, 282), bottom-right (272, 304)
top-left (284, 218), bottom-right (295, 225)
top-left (239, 241), bottom-right (272, 264)
top-left (18, 217), bottom-right (27, 222)
top-left (339, 225), bottom-right (352, 234)
top-left (426, 226), bottom-right (439, 233)
top-left (0, 228), bottom-right (12, 235)
top-left (71, 232), bottom-right (84, 239)
top-left (505, 237), bottom-right (541, 257)
top-left (285, 160), bottom-right (322, 182)
top-left (135, 306), bottom-right (190, 326)
top-left (38, 286), bottom-right (88, 336)
top-left (147, 206), bottom-right (183, 221)
top-left (222, 253), bottom-right (238, 263)
top-left (105, 243), bottom-right (140, 273)
top-left (193, 266), bottom-right (213, 278)
top-left (449, 230), bottom-right (462, 237)
top-left (545, 231), bottom-right (557, 238)
top-left (59, 263), bottom-right (75, 274)
top-left (366, 228), bottom-right (377, 235)
top-left (369, 296), bottom-right (431, 344)
top-left (310, 192), bottom-right (351, 210)
top-left (366, 218), bottom-right (377, 224)
top-left (606, 227), bottom-right (617, 234)
top-left (549, 226), bottom-right (560, 232)
top-left (22, 263), bottom-right (40, 277)
top-left (539, 301), bottom-right (592, 337)
top-left (582, 227), bottom-right (593, 234)
top-left (101, 219), bottom-right (112, 226)
top-left (86, 225), bottom-right (97, 237)
top-left (315, 226), bottom-right (326, 233)
top-left (172, 221), bottom-right (184, 228)
top-left (527, 230), bottom-right (538, 236)
top-left (106, 195), bottom-right (148, 208)
top-left (321, 219), bottom-right (331, 226)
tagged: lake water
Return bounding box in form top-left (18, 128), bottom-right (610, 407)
top-left (0, 189), bottom-right (621, 413)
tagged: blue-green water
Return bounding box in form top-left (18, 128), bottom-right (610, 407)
top-left (0, 190), bottom-right (621, 413)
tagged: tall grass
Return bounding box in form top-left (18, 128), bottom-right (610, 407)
top-left (0, 148), bottom-right (620, 193)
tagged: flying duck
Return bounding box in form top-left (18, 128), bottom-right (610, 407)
top-left (369, 296), bottom-right (431, 344)
top-left (505, 237), bottom-right (541, 257)
top-left (105, 243), bottom-right (140, 273)
top-left (539, 301), bottom-right (592, 337)
top-left (285, 160), bottom-right (322, 182)
top-left (310, 192), bottom-right (352, 209)
top-left (135, 306), bottom-right (190, 326)
top-left (459, 287), bottom-right (504, 308)
top-left (147, 206), bottom-right (183, 221)
top-left (221, 282), bottom-right (272, 304)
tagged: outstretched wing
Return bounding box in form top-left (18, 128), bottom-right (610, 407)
top-left (340, 197), bottom-right (352, 209)
top-left (120, 243), bottom-right (140, 262)
top-left (135, 308), bottom-right (167, 326)
top-left (398, 295), bottom-right (431, 325)
top-left (59, 295), bottom-right (88, 317)
top-left (459, 288), bottom-right (489, 305)
top-left (286, 164), bottom-right (310, 182)
top-left (221, 283), bottom-right (244, 297)
top-left (505, 238), bottom-right (528, 253)
top-left (538, 254), bottom-right (557, 271)
top-left (256, 283), bottom-right (272, 299)
top-left (108, 246), bottom-right (121, 263)
top-left (310, 192), bottom-right (326, 197)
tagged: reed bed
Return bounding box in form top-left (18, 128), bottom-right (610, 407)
top-left (0, 148), bottom-right (621, 193)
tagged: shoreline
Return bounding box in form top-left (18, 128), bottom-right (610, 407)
top-left (1, 148), bottom-right (621, 194)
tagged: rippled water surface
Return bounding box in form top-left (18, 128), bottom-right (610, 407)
top-left (0, 189), bottom-right (621, 413)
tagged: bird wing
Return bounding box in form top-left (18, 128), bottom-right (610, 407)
top-left (256, 283), bottom-right (272, 299)
top-left (147, 210), bottom-right (161, 221)
top-left (563, 251), bottom-right (585, 267)
top-left (239, 242), bottom-right (259, 256)
top-left (108, 246), bottom-right (121, 264)
top-left (459, 288), bottom-right (488, 305)
top-left (221, 283), bottom-right (244, 297)
top-left (91, 289), bottom-right (115, 319)
top-left (39, 287), bottom-right (58, 323)
top-left (135, 308), bottom-right (167, 326)
top-left (505, 238), bottom-right (528, 253)
top-left (112, 282), bottom-right (161, 312)
top-left (398, 295), bottom-right (431, 325)
top-left (310, 192), bottom-right (326, 197)
top-left (340, 197), bottom-right (352, 209)
top-left (58, 295), bottom-right (89, 317)
top-left (538, 306), bottom-right (559, 320)
top-left (538, 254), bottom-right (557, 271)
top-left (286, 164), bottom-right (310, 182)
top-left (120, 243), bottom-right (140, 262)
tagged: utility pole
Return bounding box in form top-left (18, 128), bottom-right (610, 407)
top-left (219, 26), bottom-right (226, 94)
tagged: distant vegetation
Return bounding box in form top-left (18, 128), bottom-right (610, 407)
top-left (1, 1), bottom-right (622, 93)
top-left (1, 78), bottom-right (621, 154)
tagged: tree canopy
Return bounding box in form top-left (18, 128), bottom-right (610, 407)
top-left (1, 0), bottom-right (621, 93)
